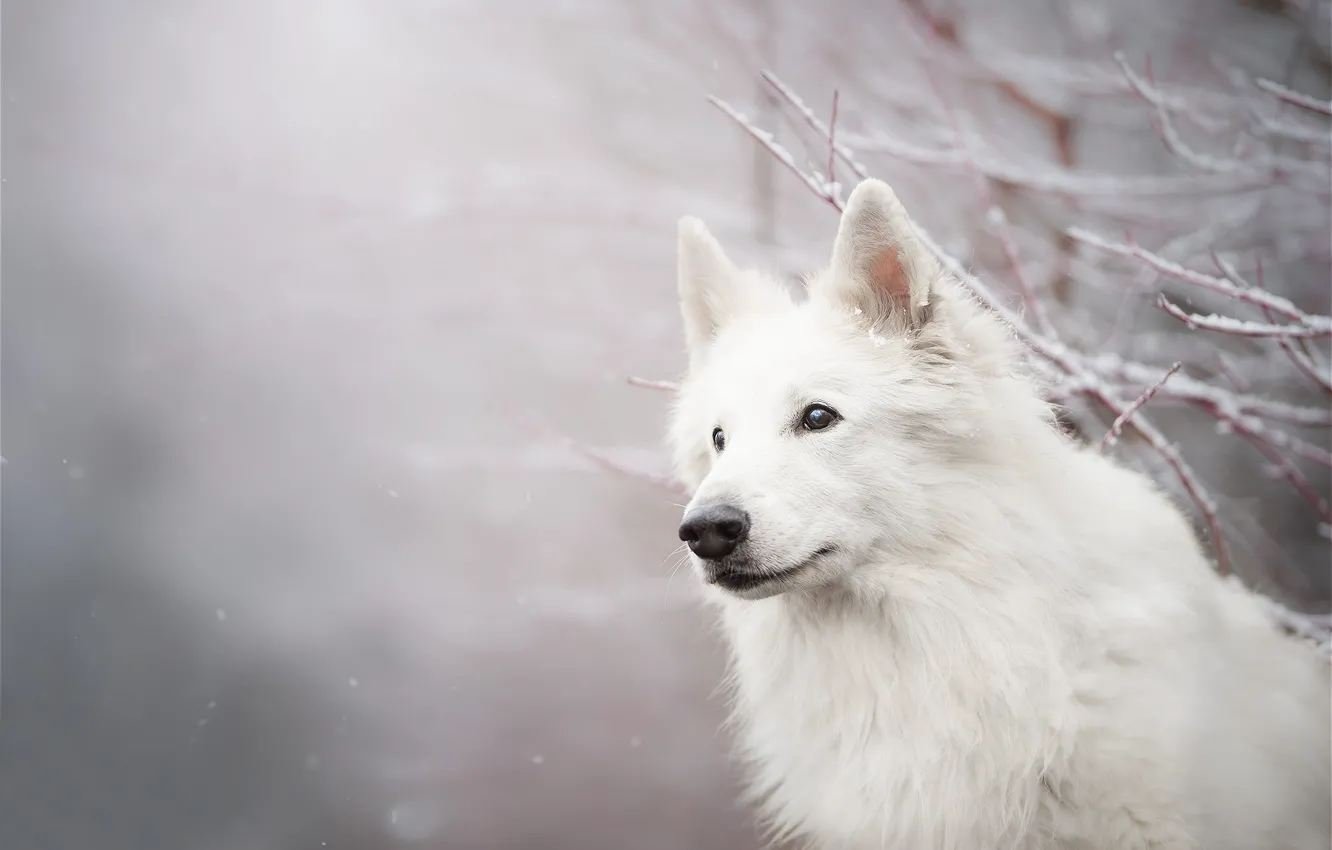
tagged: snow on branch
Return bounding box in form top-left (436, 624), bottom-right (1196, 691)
top-left (1090, 355), bottom-right (1332, 429)
top-left (1115, 53), bottom-right (1258, 176)
top-left (1157, 296), bottom-right (1332, 339)
top-left (1067, 227), bottom-right (1332, 331)
top-left (1101, 362), bottom-right (1183, 450)
top-left (1256, 77), bottom-right (1332, 117)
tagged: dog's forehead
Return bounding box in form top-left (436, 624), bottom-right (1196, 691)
top-left (693, 307), bottom-right (875, 412)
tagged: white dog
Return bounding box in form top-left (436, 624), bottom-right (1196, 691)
top-left (667, 179), bottom-right (1330, 850)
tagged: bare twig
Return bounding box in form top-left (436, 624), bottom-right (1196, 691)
top-left (827, 89), bottom-right (840, 200)
top-left (1256, 77), bottom-right (1332, 117)
top-left (627, 376), bottom-right (679, 392)
top-left (1237, 258), bottom-right (1332, 396)
top-left (1267, 306), bottom-right (1332, 395)
top-left (1091, 355), bottom-right (1332, 428)
top-left (1157, 295), bottom-right (1332, 339)
top-left (908, 20), bottom-right (1055, 335)
top-left (766, 72), bottom-right (1266, 201)
top-left (1101, 362), bottom-right (1183, 450)
top-left (1069, 228), bottom-right (1331, 330)
top-left (709, 96), bottom-right (842, 211)
top-left (1116, 53), bottom-right (1256, 176)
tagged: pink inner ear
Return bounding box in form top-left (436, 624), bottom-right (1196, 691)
top-left (871, 246), bottom-right (911, 302)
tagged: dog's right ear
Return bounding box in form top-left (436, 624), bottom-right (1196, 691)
top-left (677, 217), bottom-right (760, 361)
top-left (821, 179), bottom-right (939, 329)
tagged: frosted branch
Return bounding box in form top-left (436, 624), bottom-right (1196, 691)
top-left (1256, 77), bottom-right (1332, 117)
top-left (1157, 296), bottom-right (1332, 339)
top-left (1115, 53), bottom-right (1256, 176)
top-left (1100, 362), bottom-right (1183, 450)
top-left (1068, 228), bottom-right (1330, 330)
top-left (627, 376), bottom-right (678, 392)
top-left (708, 96), bottom-right (841, 210)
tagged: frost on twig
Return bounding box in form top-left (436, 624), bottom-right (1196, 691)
top-left (627, 376), bottom-right (679, 392)
top-left (1157, 296), bottom-right (1332, 339)
top-left (1101, 362), bottom-right (1183, 451)
top-left (1115, 53), bottom-right (1259, 177)
top-left (1255, 77), bottom-right (1332, 117)
top-left (1067, 228), bottom-right (1331, 330)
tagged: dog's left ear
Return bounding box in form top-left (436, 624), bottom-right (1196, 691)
top-left (822, 179), bottom-right (939, 327)
top-left (677, 216), bottom-right (788, 363)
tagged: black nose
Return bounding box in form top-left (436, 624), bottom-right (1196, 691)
top-left (678, 503), bottom-right (750, 560)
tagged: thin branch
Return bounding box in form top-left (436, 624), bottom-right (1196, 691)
top-left (1069, 228), bottom-right (1329, 329)
top-left (1234, 427), bottom-right (1332, 522)
top-left (1265, 306), bottom-right (1332, 394)
top-left (708, 96), bottom-right (842, 211)
top-left (1157, 295), bottom-right (1332, 339)
top-left (1095, 391), bottom-right (1232, 574)
top-left (1233, 257), bottom-right (1332, 396)
top-left (836, 126), bottom-right (1268, 199)
top-left (1116, 52), bottom-right (1256, 175)
top-left (1101, 362), bottom-right (1183, 450)
top-left (1091, 355), bottom-right (1332, 430)
top-left (908, 24), bottom-right (1055, 336)
top-left (827, 89), bottom-right (840, 201)
top-left (1250, 108), bottom-right (1332, 146)
top-left (1256, 77), bottom-right (1332, 117)
top-left (627, 376), bottom-right (679, 392)
top-left (763, 69), bottom-right (1278, 212)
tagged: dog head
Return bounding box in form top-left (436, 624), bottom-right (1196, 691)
top-left (669, 179), bottom-right (1042, 600)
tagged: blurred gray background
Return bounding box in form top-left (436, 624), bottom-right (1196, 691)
top-left (3, 1), bottom-right (1328, 848)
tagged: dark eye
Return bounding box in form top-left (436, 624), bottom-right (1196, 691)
top-left (800, 404), bottom-right (840, 432)
top-left (712, 427), bottom-right (726, 452)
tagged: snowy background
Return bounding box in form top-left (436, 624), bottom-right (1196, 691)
top-left (3, 1), bottom-right (1328, 848)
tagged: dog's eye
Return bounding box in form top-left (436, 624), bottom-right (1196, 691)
top-left (800, 404), bottom-right (840, 431)
top-left (712, 427), bottom-right (726, 452)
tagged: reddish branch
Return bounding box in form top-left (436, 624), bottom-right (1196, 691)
top-left (907, 9), bottom-right (1055, 335)
top-left (1067, 228), bottom-right (1332, 332)
top-left (900, 0), bottom-right (1075, 166)
top-left (1116, 54), bottom-right (1330, 183)
top-left (1256, 77), bottom-right (1332, 117)
top-left (1101, 363), bottom-right (1183, 450)
top-left (773, 70), bottom-right (1261, 201)
top-left (1244, 259), bottom-right (1332, 397)
top-left (1157, 296), bottom-right (1332, 339)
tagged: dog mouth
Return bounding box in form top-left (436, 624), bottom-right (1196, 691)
top-left (708, 545), bottom-right (837, 593)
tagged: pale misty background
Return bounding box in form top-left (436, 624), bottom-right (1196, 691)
top-left (2, 1), bottom-right (1329, 849)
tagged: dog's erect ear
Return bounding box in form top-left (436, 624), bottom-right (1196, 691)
top-left (677, 216), bottom-right (778, 360)
top-left (822, 179), bottom-right (939, 327)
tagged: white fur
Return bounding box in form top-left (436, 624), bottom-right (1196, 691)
top-left (668, 180), bottom-right (1331, 850)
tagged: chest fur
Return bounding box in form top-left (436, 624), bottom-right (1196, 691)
top-left (719, 597), bottom-right (1061, 849)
